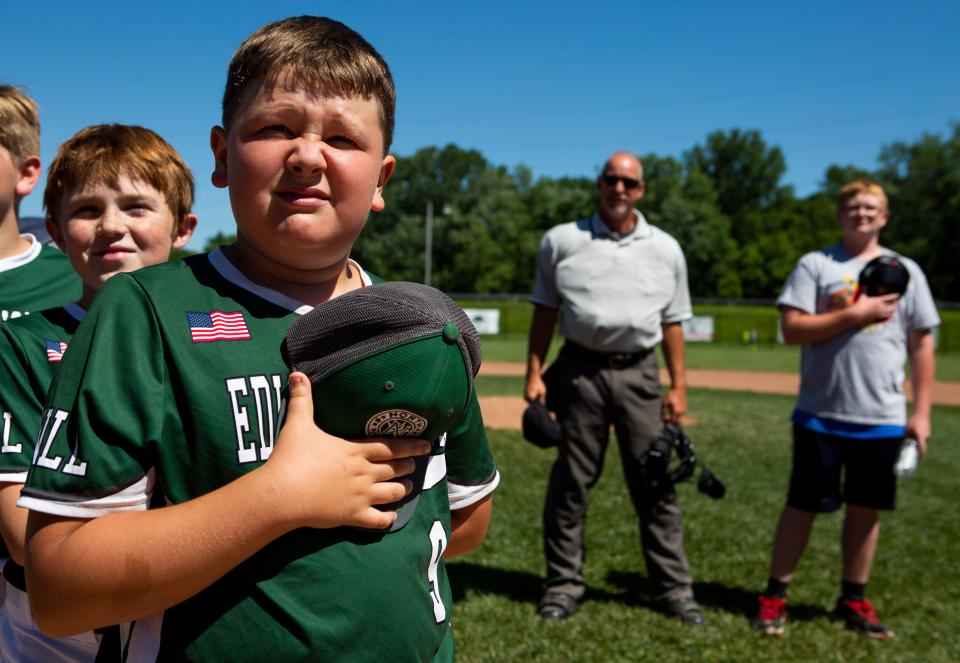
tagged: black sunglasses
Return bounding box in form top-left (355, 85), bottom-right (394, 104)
top-left (601, 174), bottom-right (641, 190)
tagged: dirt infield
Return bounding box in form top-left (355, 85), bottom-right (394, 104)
top-left (478, 361), bottom-right (960, 430)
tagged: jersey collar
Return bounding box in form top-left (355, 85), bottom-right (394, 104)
top-left (206, 247), bottom-right (372, 315)
top-left (0, 234), bottom-right (42, 274)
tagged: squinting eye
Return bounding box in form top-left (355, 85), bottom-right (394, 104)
top-left (260, 125), bottom-right (293, 137)
top-left (324, 135), bottom-right (357, 148)
top-left (71, 206), bottom-right (101, 219)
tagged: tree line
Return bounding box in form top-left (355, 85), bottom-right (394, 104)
top-left (194, 124), bottom-right (960, 301)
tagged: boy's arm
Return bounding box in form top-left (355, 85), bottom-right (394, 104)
top-left (25, 372), bottom-right (429, 637)
top-left (779, 293), bottom-right (901, 345)
top-left (906, 328), bottom-right (935, 456)
top-left (442, 388), bottom-right (498, 560)
top-left (445, 494), bottom-right (492, 559)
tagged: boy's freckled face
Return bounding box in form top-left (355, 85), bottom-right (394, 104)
top-left (50, 175), bottom-right (190, 298)
top-left (211, 84), bottom-right (394, 271)
top-left (838, 192), bottom-right (888, 240)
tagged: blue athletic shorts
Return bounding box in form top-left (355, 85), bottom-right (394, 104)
top-left (786, 424), bottom-right (902, 512)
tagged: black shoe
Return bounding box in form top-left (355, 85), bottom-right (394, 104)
top-left (538, 592), bottom-right (579, 621)
top-left (661, 596), bottom-right (706, 626)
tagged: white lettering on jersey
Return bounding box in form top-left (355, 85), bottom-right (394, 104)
top-left (1, 411), bottom-right (22, 454)
top-left (249, 375), bottom-right (282, 461)
top-left (34, 408), bottom-right (70, 470)
top-left (226, 377), bottom-right (255, 463)
top-left (226, 374), bottom-right (284, 464)
top-left (424, 433), bottom-right (448, 490)
top-left (427, 520), bottom-right (448, 623)
top-left (62, 450), bottom-right (87, 476)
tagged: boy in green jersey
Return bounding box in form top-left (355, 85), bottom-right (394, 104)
top-left (0, 123), bottom-right (196, 660)
top-left (0, 85), bottom-right (81, 321)
top-left (21, 16), bottom-right (498, 662)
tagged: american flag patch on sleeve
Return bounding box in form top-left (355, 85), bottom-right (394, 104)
top-left (44, 339), bottom-right (68, 363)
top-left (186, 310), bottom-right (251, 343)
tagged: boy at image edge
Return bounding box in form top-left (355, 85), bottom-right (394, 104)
top-left (0, 85), bottom-right (81, 321)
top-left (19, 16), bottom-right (498, 662)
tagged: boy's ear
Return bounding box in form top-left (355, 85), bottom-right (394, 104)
top-left (45, 216), bottom-right (65, 252)
top-left (172, 213), bottom-right (198, 250)
top-left (15, 155), bottom-right (42, 198)
top-left (210, 127), bottom-right (229, 189)
top-left (370, 155), bottom-right (397, 213)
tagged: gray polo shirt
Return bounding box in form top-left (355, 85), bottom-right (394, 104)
top-left (532, 210), bottom-right (692, 353)
top-left (777, 244), bottom-right (940, 426)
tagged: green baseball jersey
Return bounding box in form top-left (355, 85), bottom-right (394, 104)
top-left (0, 303), bottom-right (83, 565)
top-left (0, 302), bottom-right (84, 479)
top-left (21, 249), bottom-right (499, 662)
top-left (0, 302), bottom-right (111, 663)
top-left (0, 236), bottom-right (82, 322)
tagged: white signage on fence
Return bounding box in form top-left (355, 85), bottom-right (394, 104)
top-left (682, 315), bottom-right (714, 342)
top-left (463, 308), bottom-right (500, 335)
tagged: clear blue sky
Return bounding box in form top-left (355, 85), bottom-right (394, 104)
top-left (5, 1), bottom-right (959, 250)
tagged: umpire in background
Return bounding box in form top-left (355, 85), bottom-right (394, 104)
top-left (524, 151), bottom-right (704, 625)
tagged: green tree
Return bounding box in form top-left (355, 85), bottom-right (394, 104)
top-left (521, 176), bottom-right (595, 234)
top-left (353, 144), bottom-right (492, 284)
top-left (685, 129), bottom-right (790, 245)
top-left (439, 166), bottom-right (533, 293)
top-left (876, 124), bottom-right (960, 300)
top-left (636, 153), bottom-right (685, 216)
top-left (646, 167), bottom-right (741, 298)
top-left (659, 198), bottom-right (741, 298)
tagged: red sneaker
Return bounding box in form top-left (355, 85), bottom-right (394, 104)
top-left (832, 598), bottom-right (895, 640)
top-left (753, 595), bottom-right (787, 635)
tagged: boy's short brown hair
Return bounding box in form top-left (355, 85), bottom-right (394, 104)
top-left (222, 16), bottom-right (396, 152)
top-left (0, 85), bottom-right (41, 165)
top-left (43, 124), bottom-right (194, 233)
top-left (839, 179), bottom-right (888, 211)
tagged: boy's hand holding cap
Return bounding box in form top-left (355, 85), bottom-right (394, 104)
top-left (282, 281), bottom-right (482, 531)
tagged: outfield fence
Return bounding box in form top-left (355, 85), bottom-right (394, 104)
top-left (454, 295), bottom-right (960, 352)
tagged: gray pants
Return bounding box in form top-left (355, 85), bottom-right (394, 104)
top-left (543, 347), bottom-right (694, 602)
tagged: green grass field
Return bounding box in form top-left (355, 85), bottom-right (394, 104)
top-left (449, 389), bottom-right (960, 662)
top-left (478, 333), bottom-right (960, 382)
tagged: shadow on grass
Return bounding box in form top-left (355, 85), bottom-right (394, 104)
top-left (448, 561), bottom-right (829, 626)
top-left (447, 561), bottom-right (540, 604)
top-left (606, 570), bottom-right (830, 622)
top-left (448, 561), bottom-right (625, 606)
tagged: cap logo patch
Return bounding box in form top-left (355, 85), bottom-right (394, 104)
top-left (365, 409), bottom-right (428, 437)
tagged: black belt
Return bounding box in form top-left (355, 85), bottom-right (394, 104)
top-left (561, 342), bottom-right (651, 369)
